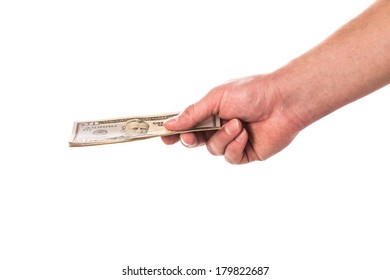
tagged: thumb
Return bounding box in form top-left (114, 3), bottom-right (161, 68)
top-left (164, 90), bottom-right (222, 131)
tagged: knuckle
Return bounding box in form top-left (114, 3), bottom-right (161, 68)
top-left (179, 104), bottom-right (196, 123)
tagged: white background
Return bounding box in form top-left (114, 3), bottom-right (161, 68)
top-left (1, 1), bottom-right (389, 279)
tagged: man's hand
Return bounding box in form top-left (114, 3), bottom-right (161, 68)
top-left (162, 75), bottom-right (302, 164)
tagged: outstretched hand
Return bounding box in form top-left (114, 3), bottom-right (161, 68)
top-left (162, 75), bottom-right (302, 164)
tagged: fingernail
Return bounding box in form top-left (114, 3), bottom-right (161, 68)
top-left (180, 135), bottom-right (191, 148)
top-left (181, 139), bottom-right (189, 147)
top-left (225, 119), bottom-right (239, 135)
top-left (235, 129), bottom-right (247, 142)
top-left (180, 134), bottom-right (197, 148)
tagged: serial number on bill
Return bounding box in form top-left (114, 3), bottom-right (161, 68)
top-left (215, 267), bottom-right (269, 276)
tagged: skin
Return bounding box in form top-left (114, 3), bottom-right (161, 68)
top-left (162, 0), bottom-right (390, 164)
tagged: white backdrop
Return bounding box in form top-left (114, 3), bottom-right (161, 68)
top-left (1, 1), bottom-right (389, 279)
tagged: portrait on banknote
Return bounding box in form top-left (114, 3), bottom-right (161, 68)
top-left (121, 119), bottom-right (150, 137)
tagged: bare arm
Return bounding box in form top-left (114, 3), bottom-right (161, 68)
top-left (276, 0), bottom-right (390, 130)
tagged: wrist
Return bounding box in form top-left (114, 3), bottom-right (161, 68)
top-left (270, 54), bottom-right (349, 132)
top-left (268, 65), bottom-right (323, 132)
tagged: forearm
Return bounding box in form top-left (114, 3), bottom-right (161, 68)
top-left (274, 0), bottom-right (390, 129)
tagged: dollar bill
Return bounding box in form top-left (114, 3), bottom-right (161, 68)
top-left (69, 112), bottom-right (221, 147)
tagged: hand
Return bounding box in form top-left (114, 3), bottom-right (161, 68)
top-left (162, 74), bottom-right (302, 164)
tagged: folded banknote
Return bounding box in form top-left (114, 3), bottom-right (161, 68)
top-left (69, 112), bottom-right (221, 147)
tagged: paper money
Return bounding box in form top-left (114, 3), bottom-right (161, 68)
top-left (69, 112), bottom-right (221, 147)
